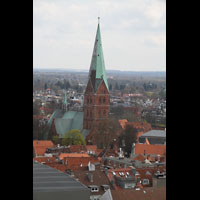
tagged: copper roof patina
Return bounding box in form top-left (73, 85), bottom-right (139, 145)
top-left (88, 21), bottom-right (109, 91)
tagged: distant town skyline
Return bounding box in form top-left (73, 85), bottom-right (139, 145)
top-left (33, 0), bottom-right (166, 71)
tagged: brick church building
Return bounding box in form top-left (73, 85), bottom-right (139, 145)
top-left (83, 20), bottom-right (113, 148)
top-left (46, 20), bottom-right (116, 149)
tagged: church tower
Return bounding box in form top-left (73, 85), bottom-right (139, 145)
top-left (62, 90), bottom-right (67, 111)
top-left (83, 19), bottom-right (110, 131)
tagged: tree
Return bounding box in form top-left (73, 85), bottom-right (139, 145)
top-left (56, 81), bottom-right (64, 89)
top-left (120, 84), bottom-right (126, 90)
top-left (33, 100), bottom-right (41, 115)
top-left (44, 83), bottom-right (48, 90)
top-left (52, 135), bottom-right (60, 145)
top-left (118, 125), bottom-right (137, 157)
top-left (62, 129), bottom-right (86, 146)
top-left (63, 79), bottom-right (71, 89)
top-left (33, 118), bottom-right (48, 140)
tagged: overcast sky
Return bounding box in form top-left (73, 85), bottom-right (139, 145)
top-left (33, 0), bottom-right (166, 71)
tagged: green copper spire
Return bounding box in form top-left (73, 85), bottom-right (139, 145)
top-left (63, 90), bottom-right (67, 105)
top-left (89, 19), bottom-right (109, 91)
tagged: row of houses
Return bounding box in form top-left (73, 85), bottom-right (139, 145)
top-left (33, 135), bottom-right (166, 200)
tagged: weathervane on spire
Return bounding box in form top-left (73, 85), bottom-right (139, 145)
top-left (98, 16), bottom-right (100, 24)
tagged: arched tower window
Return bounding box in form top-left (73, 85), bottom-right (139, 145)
top-left (103, 98), bottom-right (106, 104)
top-left (103, 110), bottom-right (106, 117)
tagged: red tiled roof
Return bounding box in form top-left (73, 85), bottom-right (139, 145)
top-left (45, 163), bottom-right (67, 173)
top-left (73, 168), bottom-right (111, 190)
top-left (118, 119), bottom-right (128, 129)
top-left (111, 187), bottom-right (166, 200)
top-left (118, 120), bottom-right (151, 133)
top-left (96, 149), bottom-right (103, 156)
top-left (126, 122), bottom-right (151, 132)
top-left (137, 131), bottom-right (145, 140)
top-left (133, 154), bottom-right (146, 162)
top-left (69, 145), bottom-right (87, 153)
top-left (86, 145), bottom-right (97, 152)
top-left (33, 157), bottom-right (56, 163)
top-left (33, 140), bottom-right (54, 156)
top-left (59, 153), bottom-right (90, 160)
top-left (63, 157), bottom-right (100, 170)
top-left (135, 143), bottom-right (166, 155)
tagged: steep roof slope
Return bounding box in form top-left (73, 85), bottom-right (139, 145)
top-left (33, 140), bottom-right (54, 156)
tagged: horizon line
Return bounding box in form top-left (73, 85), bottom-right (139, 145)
top-left (33, 67), bottom-right (166, 72)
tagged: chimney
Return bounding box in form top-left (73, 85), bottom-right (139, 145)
top-left (104, 167), bottom-right (108, 176)
top-left (88, 172), bottom-right (93, 182)
top-left (130, 143), bottom-right (135, 158)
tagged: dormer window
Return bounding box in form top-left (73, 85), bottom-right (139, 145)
top-left (88, 185), bottom-right (99, 193)
top-left (142, 179), bottom-right (149, 185)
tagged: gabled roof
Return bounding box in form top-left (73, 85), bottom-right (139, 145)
top-left (86, 145), bottom-right (97, 152)
top-left (118, 120), bottom-right (151, 133)
top-left (118, 119), bottom-right (128, 129)
top-left (69, 145), bottom-right (87, 153)
top-left (59, 153), bottom-right (90, 160)
top-left (33, 140), bottom-right (54, 156)
top-left (131, 154), bottom-right (146, 162)
top-left (46, 109), bottom-right (90, 139)
top-left (111, 187), bottom-right (166, 200)
top-left (135, 143), bottom-right (166, 156)
top-left (62, 157), bottom-right (100, 170)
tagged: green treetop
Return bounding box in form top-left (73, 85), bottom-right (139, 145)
top-left (62, 129), bottom-right (86, 146)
